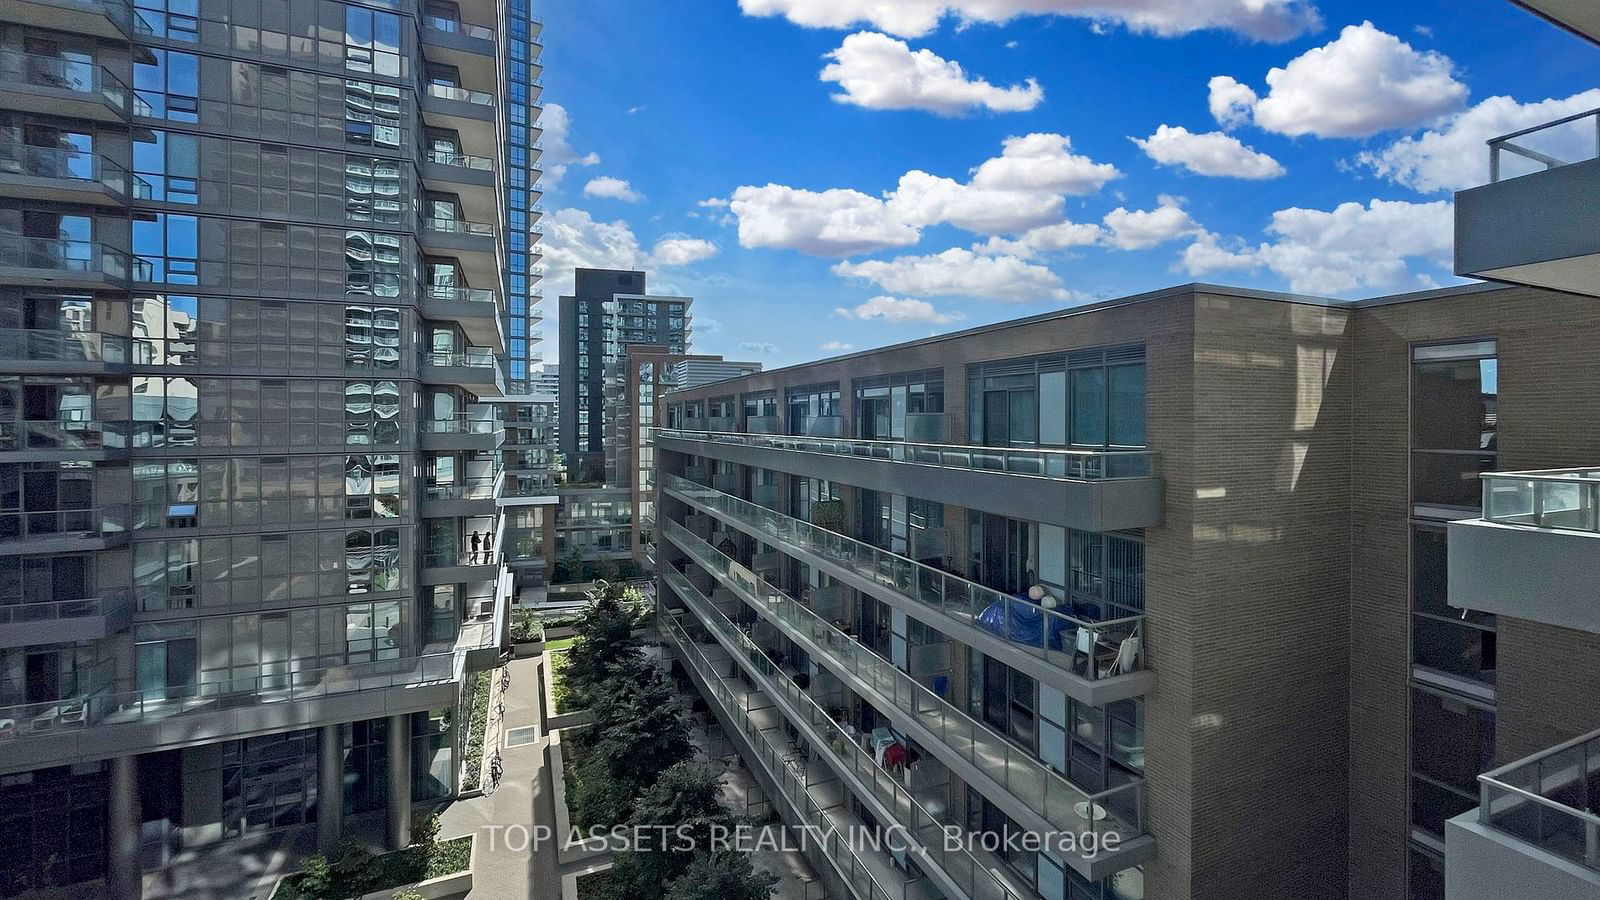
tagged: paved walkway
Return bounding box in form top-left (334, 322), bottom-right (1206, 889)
top-left (438, 653), bottom-right (565, 898)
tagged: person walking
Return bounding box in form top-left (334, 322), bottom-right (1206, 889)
top-left (470, 531), bottom-right (482, 564)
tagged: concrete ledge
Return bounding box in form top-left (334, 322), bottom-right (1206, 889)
top-left (266, 834), bottom-right (475, 900)
top-left (1447, 812), bottom-right (1600, 900)
top-left (549, 729), bottom-right (612, 868)
top-left (1447, 518), bottom-right (1600, 634)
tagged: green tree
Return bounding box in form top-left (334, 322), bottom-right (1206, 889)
top-left (663, 851), bottom-right (777, 900)
top-left (563, 590), bottom-right (641, 707)
top-left (585, 655), bottom-right (692, 787)
top-left (605, 762), bottom-right (739, 898)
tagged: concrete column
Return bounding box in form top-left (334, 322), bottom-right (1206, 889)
top-left (386, 713), bottom-right (412, 850)
top-left (318, 723), bottom-right (344, 853)
top-left (107, 755), bottom-right (141, 900)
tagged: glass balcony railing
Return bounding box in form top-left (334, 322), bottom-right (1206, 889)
top-left (1488, 107), bottom-right (1600, 183)
top-left (424, 149), bottom-right (495, 172)
top-left (748, 415), bottom-right (780, 434)
top-left (658, 580), bottom-right (1031, 900)
top-left (658, 429), bottom-right (1158, 480)
top-left (422, 82), bottom-right (494, 108)
top-left (420, 216), bottom-right (495, 237)
top-left (0, 652), bottom-right (457, 742)
top-left (1477, 727), bottom-right (1600, 871)
top-left (420, 415), bottom-right (499, 434)
top-left (0, 589), bottom-right (132, 627)
top-left (0, 49), bottom-right (129, 114)
top-left (663, 474), bottom-right (1146, 680)
top-left (662, 524), bottom-right (1146, 847)
top-left (0, 504), bottom-right (129, 543)
top-left (0, 235), bottom-right (136, 280)
top-left (0, 142), bottom-right (133, 195)
top-left (422, 476), bottom-right (498, 501)
top-left (421, 15), bottom-right (494, 40)
top-left (0, 419), bottom-right (127, 452)
top-left (659, 610), bottom-right (922, 900)
top-left (422, 548), bottom-right (497, 568)
top-left (1482, 469), bottom-right (1600, 532)
top-left (421, 284), bottom-right (496, 305)
top-left (0, 328), bottom-right (128, 364)
top-left (419, 347), bottom-right (497, 368)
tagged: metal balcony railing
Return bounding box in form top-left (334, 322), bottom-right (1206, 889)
top-left (0, 49), bottom-right (129, 114)
top-left (419, 347), bottom-right (497, 368)
top-left (0, 328), bottom-right (127, 364)
top-left (1488, 107), bottom-right (1600, 183)
top-left (0, 419), bottom-right (127, 452)
top-left (0, 504), bottom-right (129, 543)
top-left (1477, 726), bottom-right (1600, 871)
top-left (659, 429), bottom-right (1157, 480)
top-left (1481, 469), bottom-right (1600, 532)
top-left (0, 142), bottom-right (133, 195)
top-left (0, 652), bottom-right (458, 741)
top-left (0, 236), bottom-right (137, 280)
top-left (663, 474), bottom-right (1145, 680)
top-left (422, 477), bottom-right (498, 501)
top-left (659, 611), bottom-right (922, 900)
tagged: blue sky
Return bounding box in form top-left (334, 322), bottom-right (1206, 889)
top-left (533, 0), bottom-right (1596, 368)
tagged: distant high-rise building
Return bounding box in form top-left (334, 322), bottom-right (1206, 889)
top-left (0, 0), bottom-right (542, 895)
top-left (558, 269), bottom-right (690, 484)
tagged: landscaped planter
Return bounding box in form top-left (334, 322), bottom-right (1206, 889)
top-left (269, 835), bottom-right (474, 900)
top-left (511, 639), bottom-right (545, 658)
top-left (543, 650), bottom-right (592, 731)
top-left (549, 730), bottom-right (610, 867)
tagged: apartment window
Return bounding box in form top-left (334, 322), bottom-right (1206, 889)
top-left (345, 380), bottom-right (401, 445)
top-left (854, 370), bottom-right (944, 440)
top-left (222, 730), bottom-right (318, 838)
top-left (343, 453), bottom-right (401, 519)
top-left (424, 585), bottom-right (458, 644)
top-left (346, 527), bottom-right (402, 593)
top-left (344, 6), bottom-right (402, 77)
top-left (132, 48), bottom-right (199, 122)
top-left (785, 383), bottom-right (840, 435)
top-left (1410, 686), bottom-right (1494, 839)
top-left (1411, 340), bottom-right (1497, 513)
top-left (0, 763), bottom-right (110, 893)
top-left (1412, 525), bottom-right (1495, 687)
top-left (970, 345), bottom-right (1146, 449)
top-left (412, 709), bottom-right (455, 801)
top-left (132, 213), bottom-right (199, 284)
top-left (344, 717), bottom-right (389, 814)
top-left (132, 459), bottom-right (200, 528)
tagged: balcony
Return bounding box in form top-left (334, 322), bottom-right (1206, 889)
top-left (663, 474), bottom-right (1152, 705)
top-left (748, 415), bottom-right (780, 434)
top-left (1445, 727), bottom-right (1600, 900)
top-left (418, 216), bottom-right (499, 290)
top-left (0, 0), bottom-right (132, 38)
top-left (658, 599), bottom-right (1037, 900)
top-left (418, 347), bottom-right (504, 397)
top-left (0, 235), bottom-right (137, 290)
top-left (0, 588), bottom-right (131, 650)
top-left (1448, 469), bottom-right (1600, 634)
top-left (0, 328), bottom-right (128, 374)
top-left (420, 16), bottom-right (495, 85)
top-left (418, 414), bottom-right (502, 451)
top-left (420, 474), bottom-right (499, 517)
top-left (1455, 108), bottom-right (1600, 296)
top-left (661, 546), bottom-right (1152, 880)
top-left (0, 142), bottom-right (134, 206)
top-left (420, 545), bottom-right (500, 585)
top-left (657, 429), bottom-right (1163, 532)
top-left (0, 652), bottom-right (460, 773)
top-left (0, 419), bottom-right (128, 461)
top-left (420, 149), bottom-right (497, 222)
top-left (420, 285), bottom-right (501, 350)
top-left (0, 49), bottom-right (129, 122)
top-left (659, 610), bottom-right (948, 900)
top-left (0, 503), bottom-right (129, 554)
top-left (419, 83), bottom-right (495, 158)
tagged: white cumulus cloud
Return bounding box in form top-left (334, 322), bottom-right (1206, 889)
top-left (821, 31), bottom-right (1043, 115)
top-left (833, 248), bottom-right (1070, 301)
top-left (727, 134), bottom-right (1119, 256)
top-left (1102, 196), bottom-right (1203, 249)
top-left (834, 295), bottom-right (965, 324)
top-left (1132, 125), bottom-right (1285, 178)
top-left (738, 0), bottom-right (1320, 42)
top-left (740, 341), bottom-right (779, 354)
top-left (540, 103), bottom-right (600, 185)
top-left (820, 340), bottom-right (856, 351)
top-left (1357, 89), bottom-right (1600, 193)
top-left (1180, 198), bottom-right (1455, 295)
top-left (974, 221), bottom-right (1105, 258)
top-left (542, 210), bottom-right (719, 294)
top-left (583, 176), bottom-right (642, 202)
top-left (1210, 22), bottom-right (1468, 138)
